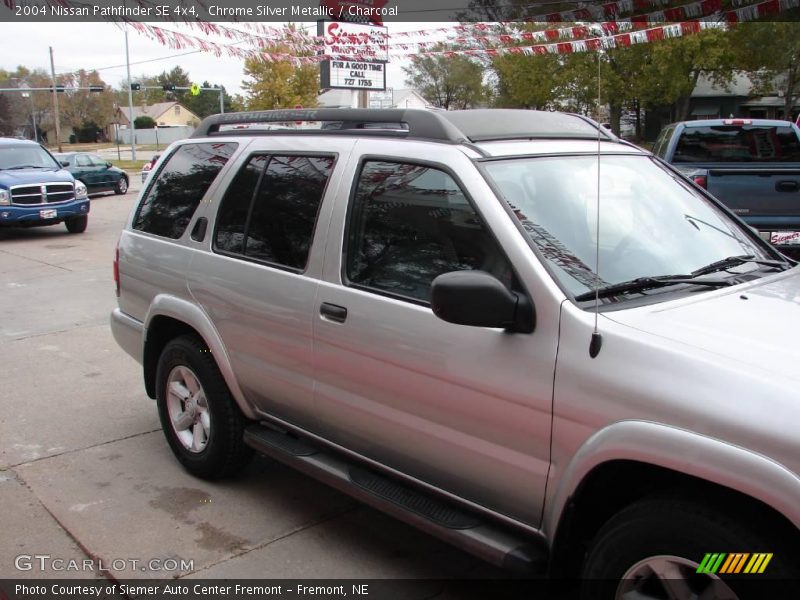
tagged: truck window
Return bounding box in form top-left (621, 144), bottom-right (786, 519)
top-left (673, 125), bottom-right (800, 163)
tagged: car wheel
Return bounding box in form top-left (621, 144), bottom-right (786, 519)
top-left (581, 496), bottom-right (798, 600)
top-left (64, 215), bottom-right (88, 234)
top-left (115, 176), bottom-right (128, 195)
top-left (155, 335), bottom-right (252, 479)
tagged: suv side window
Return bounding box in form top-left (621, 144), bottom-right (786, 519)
top-left (346, 160), bottom-right (514, 303)
top-left (214, 154), bottom-right (335, 271)
top-left (133, 142), bottom-right (237, 239)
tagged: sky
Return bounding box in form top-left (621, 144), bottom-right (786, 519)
top-left (0, 21), bottom-right (451, 98)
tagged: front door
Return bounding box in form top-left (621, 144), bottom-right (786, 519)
top-left (312, 145), bottom-right (557, 526)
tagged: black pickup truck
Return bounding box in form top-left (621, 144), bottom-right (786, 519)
top-left (654, 118), bottom-right (800, 256)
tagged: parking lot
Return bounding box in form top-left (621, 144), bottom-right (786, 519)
top-left (0, 179), bottom-right (509, 588)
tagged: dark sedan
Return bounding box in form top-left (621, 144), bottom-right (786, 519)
top-left (54, 152), bottom-right (129, 195)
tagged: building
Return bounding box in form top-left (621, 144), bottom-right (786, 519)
top-left (317, 88), bottom-right (435, 110)
top-left (116, 102), bottom-right (201, 128)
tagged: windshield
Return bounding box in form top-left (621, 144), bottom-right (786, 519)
top-left (673, 125), bottom-right (800, 163)
top-left (0, 145), bottom-right (62, 170)
top-left (484, 154), bottom-right (770, 301)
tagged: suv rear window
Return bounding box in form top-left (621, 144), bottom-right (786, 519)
top-left (133, 142), bottom-right (237, 238)
top-left (673, 125), bottom-right (800, 163)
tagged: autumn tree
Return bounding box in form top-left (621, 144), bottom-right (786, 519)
top-left (404, 46), bottom-right (489, 109)
top-left (59, 70), bottom-right (115, 137)
top-left (242, 48), bottom-right (319, 110)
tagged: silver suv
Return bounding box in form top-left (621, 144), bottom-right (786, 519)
top-left (111, 109), bottom-right (800, 598)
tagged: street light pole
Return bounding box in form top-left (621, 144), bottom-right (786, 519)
top-left (125, 24), bottom-right (137, 160)
top-left (219, 88), bottom-right (224, 114)
top-left (49, 46), bottom-right (62, 152)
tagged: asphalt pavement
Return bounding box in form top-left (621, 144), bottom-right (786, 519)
top-left (0, 178), bottom-right (510, 589)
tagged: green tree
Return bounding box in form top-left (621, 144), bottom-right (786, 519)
top-left (492, 52), bottom-right (564, 110)
top-left (182, 82), bottom-right (234, 118)
top-left (731, 22), bottom-right (800, 120)
top-left (404, 46), bottom-right (488, 109)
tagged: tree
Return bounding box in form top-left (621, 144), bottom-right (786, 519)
top-left (731, 22), bottom-right (800, 120)
top-left (492, 52), bottom-right (563, 110)
top-left (182, 82), bottom-right (234, 118)
top-left (639, 29), bottom-right (735, 123)
top-left (58, 70), bottom-right (115, 138)
top-left (134, 115), bottom-right (156, 129)
top-left (242, 47), bottom-right (319, 110)
top-left (404, 46), bottom-right (488, 109)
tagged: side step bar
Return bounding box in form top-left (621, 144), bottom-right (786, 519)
top-left (243, 424), bottom-right (547, 573)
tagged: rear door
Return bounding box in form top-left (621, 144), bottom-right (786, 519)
top-left (312, 140), bottom-right (557, 527)
top-left (187, 137), bottom-right (355, 433)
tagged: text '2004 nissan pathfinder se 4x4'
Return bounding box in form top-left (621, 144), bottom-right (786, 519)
top-left (111, 109), bottom-right (800, 599)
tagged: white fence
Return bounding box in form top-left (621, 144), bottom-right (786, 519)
top-left (116, 126), bottom-right (194, 145)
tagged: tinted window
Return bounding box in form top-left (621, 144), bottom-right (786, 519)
top-left (89, 154), bottom-right (107, 167)
top-left (214, 154), bottom-right (334, 270)
top-left (215, 155), bottom-right (268, 255)
top-left (346, 161), bottom-right (513, 303)
top-left (76, 154), bottom-right (91, 167)
top-left (673, 125), bottom-right (800, 163)
top-left (134, 142), bottom-right (236, 239)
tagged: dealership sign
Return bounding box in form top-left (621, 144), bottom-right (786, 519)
top-left (318, 20), bottom-right (388, 91)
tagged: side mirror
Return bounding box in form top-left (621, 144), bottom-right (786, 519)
top-left (431, 271), bottom-right (534, 333)
top-left (106, 161), bottom-right (112, 168)
top-left (59, 161), bottom-right (69, 167)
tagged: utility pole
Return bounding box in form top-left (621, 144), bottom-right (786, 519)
top-left (219, 88), bottom-right (224, 114)
top-left (48, 47), bottom-right (62, 152)
top-left (125, 24), bottom-right (137, 160)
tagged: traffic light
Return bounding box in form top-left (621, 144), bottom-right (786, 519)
top-left (130, 82), bottom-right (141, 91)
top-left (162, 84), bottom-right (176, 92)
top-left (88, 85), bottom-right (105, 93)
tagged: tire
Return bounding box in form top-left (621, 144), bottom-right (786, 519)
top-left (64, 215), bottom-right (88, 234)
top-left (115, 176), bottom-right (128, 195)
top-left (581, 496), bottom-right (798, 600)
top-left (155, 335), bottom-right (252, 479)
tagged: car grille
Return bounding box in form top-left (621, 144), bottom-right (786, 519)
top-left (11, 183), bottom-right (74, 205)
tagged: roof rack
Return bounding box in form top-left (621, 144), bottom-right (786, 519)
top-left (191, 108), bottom-right (614, 144)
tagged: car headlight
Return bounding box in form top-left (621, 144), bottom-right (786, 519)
top-left (75, 181), bottom-right (88, 200)
top-left (0, 189), bottom-right (9, 205)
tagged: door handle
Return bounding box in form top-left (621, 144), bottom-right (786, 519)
top-left (320, 302), bottom-right (347, 323)
top-left (776, 180), bottom-right (799, 192)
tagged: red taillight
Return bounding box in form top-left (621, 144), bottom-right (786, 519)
top-left (113, 243), bottom-right (120, 297)
top-left (692, 175), bottom-right (707, 189)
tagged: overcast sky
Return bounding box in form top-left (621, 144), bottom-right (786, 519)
top-left (0, 21), bottom-right (449, 98)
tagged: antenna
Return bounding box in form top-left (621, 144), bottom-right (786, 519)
top-left (589, 48), bottom-right (603, 359)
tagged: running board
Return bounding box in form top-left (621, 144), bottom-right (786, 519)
top-left (243, 424), bottom-right (547, 573)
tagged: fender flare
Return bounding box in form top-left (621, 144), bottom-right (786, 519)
top-left (144, 294), bottom-right (258, 420)
top-left (545, 420), bottom-right (800, 537)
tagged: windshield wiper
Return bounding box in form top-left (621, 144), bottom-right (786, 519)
top-left (691, 254), bottom-right (790, 276)
top-left (574, 275), bottom-right (733, 302)
top-left (6, 165), bottom-right (46, 170)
